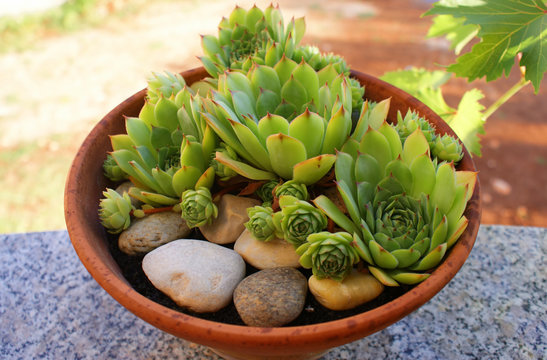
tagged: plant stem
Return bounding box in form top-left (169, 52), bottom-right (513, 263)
top-left (483, 77), bottom-right (530, 120)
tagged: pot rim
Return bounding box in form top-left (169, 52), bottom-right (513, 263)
top-left (65, 67), bottom-right (481, 355)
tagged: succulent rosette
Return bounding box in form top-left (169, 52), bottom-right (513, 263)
top-left (432, 134), bottom-right (464, 163)
top-left (211, 142), bottom-right (239, 180)
top-left (279, 195), bottom-right (327, 247)
top-left (296, 231), bottom-right (360, 281)
top-left (106, 73), bottom-right (218, 207)
top-left (146, 71), bottom-right (187, 104)
top-left (314, 118), bottom-right (477, 286)
top-left (98, 188), bottom-right (134, 234)
top-left (202, 57), bottom-right (358, 185)
top-left (244, 205), bottom-right (283, 242)
top-left (274, 180), bottom-right (308, 201)
top-left (103, 154), bottom-right (128, 182)
top-left (199, 4), bottom-right (305, 75)
top-left (180, 187), bottom-right (218, 228)
top-left (255, 180), bottom-right (278, 206)
top-left (394, 109), bottom-right (437, 148)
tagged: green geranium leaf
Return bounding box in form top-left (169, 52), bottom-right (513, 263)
top-left (425, 0), bottom-right (547, 93)
top-left (380, 68), bottom-right (453, 117)
top-left (427, 14), bottom-right (479, 55)
top-left (381, 67), bottom-right (485, 156)
top-left (444, 88), bottom-right (485, 156)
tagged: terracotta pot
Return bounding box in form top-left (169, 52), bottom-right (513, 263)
top-left (65, 67), bottom-right (481, 360)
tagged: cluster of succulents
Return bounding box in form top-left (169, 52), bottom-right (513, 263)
top-left (98, 5), bottom-right (475, 312)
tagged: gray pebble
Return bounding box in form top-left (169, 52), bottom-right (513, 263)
top-left (118, 211), bottom-right (190, 255)
top-left (233, 267), bottom-right (307, 327)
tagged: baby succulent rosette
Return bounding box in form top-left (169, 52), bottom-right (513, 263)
top-left (296, 231), bottom-right (360, 281)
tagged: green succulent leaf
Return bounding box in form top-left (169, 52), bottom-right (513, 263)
top-left (231, 120), bottom-right (273, 172)
top-left (322, 105), bottom-right (351, 154)
top-left (266, 133), bottom-right (307, 179)
top-left (292, 154), bottom-right (336, 185)
top-left (313, 195), bottom-right (360, 235)
top-left (288, 109), bottom-right (325, 157)
top-left (172, 166), bottom-right (203, 196)
top-left (257, 113), bottom-right (289, 143)
top-left (389, 270), bottom-right (430, 285)
top-left (274, 55), bottom-right (298, 84)
top-left (431, 162), bottom-right (457, 214)
top-left (359, 128), bottom-right (393, 174)
top-left (280, 75), bottom-right (308, 111)
top-left (214, 150), bottom-right (277, 180)
top-left (368, 266), bottom-right (400, 287)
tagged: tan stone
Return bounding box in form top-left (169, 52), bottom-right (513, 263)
top-left (308, 269), bottom-right (384, 311)
top-left (118, 211), bottom-right (190, 255)
top-left (199, 194), bottom-right (261, 244)
top-left (234, 229), bottom-right (301, 269)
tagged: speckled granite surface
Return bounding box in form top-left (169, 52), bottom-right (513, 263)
top-left (1, 225), bottom-right (545, 359)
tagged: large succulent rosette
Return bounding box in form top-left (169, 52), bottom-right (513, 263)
top-left (106, 73), bottom-right (217, 207)
top-left (314, 122), bottom-right (477, 286)
top-left (202, 58), bottom-right (362, 185)
top-left (199, 5), bottom-right (364, 109)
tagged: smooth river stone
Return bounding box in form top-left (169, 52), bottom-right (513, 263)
top-left (308, 269), bottom-right (384, 311)
top-left (142, 239), bottom-right (245, 313)
top-left (200, 194), bottom-right (261, 244)
top-left (234, 229), bottom-right (301, 269)
top-left (118, 211), bottom-right (190, 255)
top-left (233, 267), bottom-right (307, 327)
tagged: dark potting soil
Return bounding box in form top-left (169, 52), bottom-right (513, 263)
top-left (106, 230), bottom-right (411, 326)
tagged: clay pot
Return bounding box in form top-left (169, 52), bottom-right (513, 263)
top-left (64, 67), bottom-right (481, 360)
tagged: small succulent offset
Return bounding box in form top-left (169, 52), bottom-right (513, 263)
top-left (432, 134), bottom-right (464, 162)
top-left (244, 205), bottom-right (283, 242)
top-left (296, 231), bottom-right (361, 282)
top-left (279, 195), bottom-right (327, 247)
top-left (314, 119), bottom-right (476, 286)
top-left (103, 154), bottom-right (128, 182)
top-left (180, 187), bottom-right (218, 228)
top-left (395, 109), bottom-right (437, 148)
top-left (98, 189), bottom-right (134, 234)
top-left (394, 109), bottom-right (463, 164)
top-left (255, 180), bottom-right (278, 206)
top-left (274, 180), bottom-right (309, 201)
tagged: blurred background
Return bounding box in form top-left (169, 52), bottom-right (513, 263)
top-left (0, 0), bottom-right (545, 233)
